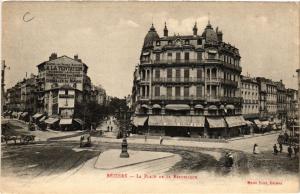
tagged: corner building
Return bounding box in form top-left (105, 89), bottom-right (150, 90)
top-left (131, 22), bottom-right (244, 138)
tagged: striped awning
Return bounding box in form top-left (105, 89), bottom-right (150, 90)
top-left (225, 116), bottom-right (246, 128)
top-left (225, 104), bottom-right (235, 110)
top-left (152, 104), bottom-right (161, 109)
top-left (148, 115), bottom-right (163, 126)
top-left (207, 117), bottom-right (226, 128)
top-left (132, 116), bottom-right (148, 127)
top-left (208, 105), bottom-right (218, 110)
top-left (194, 104), bottom-right (204, 109)
top-left (190, 116), bottom-right (205, 127)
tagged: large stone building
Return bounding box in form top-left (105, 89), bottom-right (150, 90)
top-left (274, 80), bottom-right (287, 121)
top-left (131, 22), bottom-right (244, 138)
top-left (90, 84), bottom-right (107, 106)
top-left (241, 75), bottom-right (259, 120)
top-left (35, 53), bottom-right (91, 127)
top-left (256, 77), bottom-right (277, 120)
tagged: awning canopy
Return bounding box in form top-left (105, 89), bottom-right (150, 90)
top-left (219, 105), bottom-right (225, 109)
top-left (21, 112), bottom-right (28, 117)
top-left (225, 116), bottom-right (246, 128)
top-left (254, 119), bottom-right (262, 126)
top-left (141, 104), bottom-right (149, 109)
top-left (225, 104), bottom-right (235, 110)
top-left (208, 105), bottom-right (218, 110)
top-left (132, 116), bottom-right (148, 127)
top-left (74, 118), bottom-right (85, 125)
top-left (165, 104), bottom-right (190, 111)
top-left (239, 116), bottom-right (247, 125)
top-left (207, 117), bottom-right (226, 128)
top-left (152, 104), bottom-right (161, 109)
top-left (39, 116), bottom-right (46, 122)
top-left (59, 118), bottom-right (73, 125)
top-left (261, 121), bottom-right (269, 126)
top-left (142, 51), bottom-right (150, 56)
top-left (45, 118), bottom-right (59, 124)
top-left (190, 116), bottom-right (205, 127)
top-left (208, 50), bottom-right (217, 54)
top-left (161, 116), bottom-right (191, 127)
top-left (148, 115), bottom-right (163, 126)
top-left (194, 104), bottom-right (204, 109)
top-left (245, 120), bottom-right (254, 125)
top-left (33, 113), bottom-right (43, 119)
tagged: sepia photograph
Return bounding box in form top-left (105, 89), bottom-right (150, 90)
top-left (1, 1), bottom-right (299, 193)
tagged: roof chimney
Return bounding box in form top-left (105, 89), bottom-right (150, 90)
top-left (74, 54), bottom-right (78, 60)
top-left (49, 53), bottom-right (57, 61)
top-left (163, 22), bottom-right (168, 37)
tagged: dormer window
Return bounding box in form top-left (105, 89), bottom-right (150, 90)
top-left (156, 41), bottom-right (160, 46)
top-left (185, 40), bottom-right (190, 45)
top-left (168, 40), bottom-right (172, 45)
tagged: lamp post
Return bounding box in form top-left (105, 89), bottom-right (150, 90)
top-left (119, 107), bottom-right (129, 158)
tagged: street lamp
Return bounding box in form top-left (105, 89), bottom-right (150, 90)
top-left (119, 107), bottom-right (129, 158)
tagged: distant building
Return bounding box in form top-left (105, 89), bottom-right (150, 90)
top-left (241, 75), bottom-right (259, 120)
top-left (286, 88), bottom-right (298, 122)
top-left (256, 77), bottom-right (277, 120)
top-left (297, 69), bottom-right (300, 127)
top-left (274, 80), bottom-right (287, 121)
top-left (131, 22), bottom-right (244, 138)
top-left (91, 84), bottom-right (107, 106)
top-left (20, 74), bottom-right (37, 114)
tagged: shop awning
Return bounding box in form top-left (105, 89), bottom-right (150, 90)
top-left (208, 105), bottom-right (218, 110)
top-left (17, 112), bottom-right (23, 117)
top-left (225, 104), bottom-right (235, 110)
top-left (152, 104), bottom-right (161, 109)
top-left (219, 105), bottom-right (225, 109)
top-left (33, 113), bottom-right (43, 119)
top-left (141, 104), bottom-right (149, 109)
top-left (254, 119), bottom-right (262, 127)
top-left (44, 118), bottom-right (59, 124)
top-left (21, 112), bottom-right (28, 117)
top-left (191, 116), bottom-right (205, 127)
top-left (60, 118), bottom-right (73, 125)
top-left (165, 104), bottom-right (190, 111)
top-left (162, 116), bottom-right (175, 126)
top-left (261, 121), bottom-right (269, 126)
top-left (132, 116), bottom-right (148, 127)
top-left (148, 115), bottom-right (163, 126)
top-left (225, 116), bottom-right (245, 128)
top-left (245, 120), bottom-right (254, 125)
top-left (208, 50), bottom-right (217, 54)
top-left (142, 51), bottom-right (150, 56)
top-left (12, 112), bottom-right (17, 116)
top-left (74, 118), bottom-right (85, 125)
top-left (207, 117), bottom-right (226, 128)
top-left (39, 116), bottom-right (46, 122)
top-left (239, 116), bottom-right (247, 125)
top-left (194, 104), bottom-right (204, 109)
top-left (175, 116), bottom-right (192, 127)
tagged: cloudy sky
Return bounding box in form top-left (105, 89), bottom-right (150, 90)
top-left (2, 2), bottom-right (299, 97)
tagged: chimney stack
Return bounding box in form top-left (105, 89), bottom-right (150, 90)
top-left (49, 53), bottom-right (57, 61)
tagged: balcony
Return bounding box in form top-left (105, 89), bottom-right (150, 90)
top-left (221, 97), bottom-right (243, 104)
top-left (152, 77), bottom-right (205, 84)
top-left (59, 94), bottom-right (75, 98)
top-left (151, 96), bottom-right (205, 101)
top-left (206, 78), bottom-right (220, 85)
top-left (141, 59), bottom-right (203, 65)
top-left (221, 79), bottom-right (238, 87)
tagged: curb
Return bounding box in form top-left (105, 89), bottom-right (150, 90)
top-left (227, 131), bottom-right (280, 142)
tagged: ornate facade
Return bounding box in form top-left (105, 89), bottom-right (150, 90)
top-left (131, 22), bottom-right (244, 138)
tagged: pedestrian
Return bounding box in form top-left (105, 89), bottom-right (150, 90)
top-left (273, 144), bottom-right (278, 155)
top-left (159, 136), bottom-right (163, 145)
top-left (253, 143), bottom-right (258, 154)
top-left (279, 143), bottom-right (283, 153)
top-left (111, 126), bottom-right (113, 132)
top-left (293, 146), bottom-right (299, 156)
top-left (288, 145), bottom-right (293, 158)
top-left (144, 134), bottom-right (147, 142)
top-left (107, 125), bottom-right (109, 132)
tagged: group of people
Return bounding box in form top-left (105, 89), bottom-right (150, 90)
top-left (273, 143), bottom-right (299, 158)
top-left (106, 117), bottom-right (114, 132)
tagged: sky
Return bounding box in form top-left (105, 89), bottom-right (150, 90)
top-left (2, 2), bottom-right (299, 97)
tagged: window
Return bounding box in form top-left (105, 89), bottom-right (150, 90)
top-left (167, 69), bottom-right (172, 78)
top-left (167, 53), bottom-right (172, 61)
top-left (197, 39), bottom-right (202, 45)
top-left (185, 40), bottom-right (190, 45)
top-left (167, 87), bottom-right (172, 97)
top-left (184, 69), bottom-right (189, 80)
top-left (155, 69), bottom-right (160, 79)
top-left (155, 53), bottom-right (160, 61)
top-left (175, 87), bottom-right (181, 96)
top-left (176, 52), bottom-right (181, 61)
top-left (176, 69), bottom-right (181, 79)
top-left (65, 90), bottom-right (68, 95)
top-left (156, 41), bottom-right (160, 46)
top-left (196, 86), bottom-right (202, 97)
top-left (184, 87), bottom-right (189, 97)
top-left (197, 52), bottom-right (202, 60)
top-left (208, 53), bottom-right (215, 59)
top-left (197, 69), bottom-right (202, 79)
top-left (184, 52), bottom-right (189, 60)
top-left (155, 86), bottom-right (160, 96)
